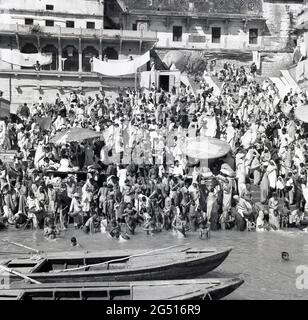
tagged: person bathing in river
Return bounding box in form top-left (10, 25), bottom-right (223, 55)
top-left (83, 210), bottom-right (101, 234)
top-left (172, 207), bottom-right (187, 238)
top-left (268, 192), bottom-right (280, 230)
top-left (107, 218), bottom-right (130, 240)
top-left (123, 202), bottom-right (138, 235)
top-left (68, 193), bottom-right (83, 229)
top-left (71, 237), bottom-right (81, 247)
top-left (44, 215), bottom-right (60, 239)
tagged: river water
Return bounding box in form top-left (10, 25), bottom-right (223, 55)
top-left (0, 228), bottom-right (307, 300)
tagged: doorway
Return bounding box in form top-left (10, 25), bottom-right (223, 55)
top-left (159, 75), bottom-right (169, 92)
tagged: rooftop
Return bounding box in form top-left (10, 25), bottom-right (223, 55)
top-left (120, 0), bottom-right (263, 17)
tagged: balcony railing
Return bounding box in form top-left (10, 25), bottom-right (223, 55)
top-left (0, 23), bottom-right (158, 40)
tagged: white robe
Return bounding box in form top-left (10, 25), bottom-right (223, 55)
top-left (267, 164), bottom-right (277, 189)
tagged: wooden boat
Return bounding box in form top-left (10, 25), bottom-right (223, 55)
top-left (2, 247), bottom-right (232, 284)
top-left (0, 278), bottom-right (244, 300)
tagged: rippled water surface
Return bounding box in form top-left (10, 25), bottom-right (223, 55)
top-left (0, 228), bottom-right (307, 300)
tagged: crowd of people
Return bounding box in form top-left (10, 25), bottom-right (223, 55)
top-left (0, 60), bottom-right (308, 240)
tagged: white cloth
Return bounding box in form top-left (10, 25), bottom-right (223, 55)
top-left (140, 71), bottom-right (151, 89)
top-left (58, 159), bottom-right (71, 172)
top-left (93, 51), bottom-right (150, 76)
top-left (252, 51), bottom-right (261, 70)
top-left (0, 49), bottom-right (52, 67)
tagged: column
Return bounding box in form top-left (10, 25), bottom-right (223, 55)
top-left (15, 34), bottom-right (20, 50)
top-left (119, 39), bottom-right (123, 58)
top-left (58, 37), bottom-right (62, 71)
top-left (78, 37), bottom-right (82, 72)
top-left (224, 20), bottom-right (229, 49)
top-left (37, 36), bottom-right (41, 53)
top-left (99, 38), bottom-right (102, 60)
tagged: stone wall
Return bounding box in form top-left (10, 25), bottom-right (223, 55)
top-left (154, 48), bottom-right (294, 77)
top-left (263, 0), bottom-right (304, 51)
top-left (0, 72), bottom-right (136, 113)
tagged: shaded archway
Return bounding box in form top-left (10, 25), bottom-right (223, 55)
top-left (20, 43), bottom-right (38, 69)
top-left (102, 47), bottom-right (118, 60)
top-left (82, 46), bottom-right (98, 72)
top-left (41, 44), bottom-right (58, 70)
top-left (62, 45), bottom-right (79, 71)
top-left (21, 42), bottom-right (38, 54)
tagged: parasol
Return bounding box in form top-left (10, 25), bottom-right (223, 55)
top-left (50, 128), bottom-right (102, 145)
top-left (294, 105), bottom-right (308, 123)
top-left (183, 137), bottom-right (231, 160)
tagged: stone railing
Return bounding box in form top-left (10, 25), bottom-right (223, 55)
top-left (0, 23), bottom-right (158, 40)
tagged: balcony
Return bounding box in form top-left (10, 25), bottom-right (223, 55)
top-left (0, 23), bottom-right (158, 42)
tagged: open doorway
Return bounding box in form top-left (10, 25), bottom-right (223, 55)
top-left (159, 75), bottom-right (169, 92)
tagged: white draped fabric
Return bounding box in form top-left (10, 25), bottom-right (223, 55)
top-left (93, 51), bottom-right (150, 76)
top-left (0, 49), bottom-right (52, 67)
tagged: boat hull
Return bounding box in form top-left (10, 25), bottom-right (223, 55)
top-left (9, 249), bottom-right (232, 284)
top-left (0, 278), bottom-right (244, 300)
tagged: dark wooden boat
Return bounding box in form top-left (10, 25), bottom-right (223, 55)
top-left (2, 247), bottom-right (232, 284)
top-left (0, 278), bottom-right (244, 300)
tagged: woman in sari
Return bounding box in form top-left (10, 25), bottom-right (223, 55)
top-left (267, 160), bottom-right (278, 196)
top-left (260, 166), bottom-right (269, 204)
top-left (250, 153), bottom-right (261, 185)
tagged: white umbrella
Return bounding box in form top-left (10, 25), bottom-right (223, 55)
top-left (183, 137), bottom-right (231, 160)
top-left (295, 105), bottom-right (308, 123)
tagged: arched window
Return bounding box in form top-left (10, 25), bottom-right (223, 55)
top-left (41, 44), bottom-right (58, 70)
top-left (62, 45), bottom-right (79, 71)
top-left (102, 47), bottom-right (119, 60)
top-left (82, 46), bottom-right (98, 72)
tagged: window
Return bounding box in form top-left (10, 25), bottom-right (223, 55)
top-left (45, 20), bottom-right (54, 27)
top-left (86, 22), bottom-right (95, 29)
top-left (173, 26), bottom-right (182, 42)
top-left (25, 18), bottom-right (33, 25)
top-left (66, 20), bottom-right (75, 28)
top-left (212, 27), bottom-right (221, 43)
top-left (249, 28), bottom-right (258, 44)
top-left (132, 23), bottom-right (137, 31)
top-left (46, 4), bottom-right (54, 10)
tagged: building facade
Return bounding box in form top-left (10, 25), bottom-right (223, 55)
top-left (107, 0), bottom-right (305, 76)
top-left (0, 0), bottom-right (157, 111)
top-left (109, 0), bottom-right (266, 51)
top-left (292, 0), bottom-right (308, 90)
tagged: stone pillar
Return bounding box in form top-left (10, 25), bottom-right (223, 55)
top-left (15, 34), bottom-right (20, 50)
top-left (99, 37), bottom-right (102, 60)
top-left (37, 36), bottom-right (41, 53)
top-left (58, 37), bottom-right (62, 71)
top-left (224, 19), bottom-right (229, 49)
top-left (78, 37), bottom-right (82, 72)
top-left (119, 39), bottom-right (122, 58)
